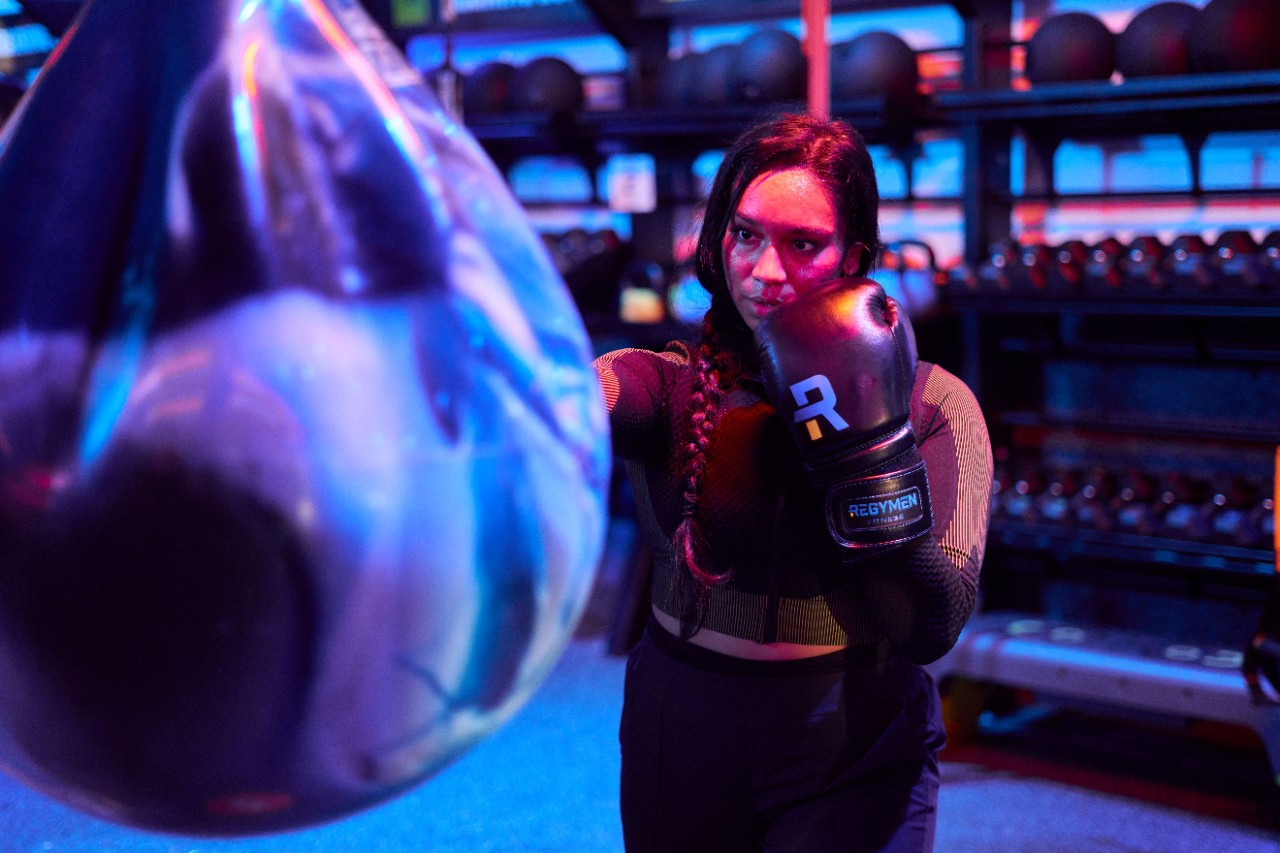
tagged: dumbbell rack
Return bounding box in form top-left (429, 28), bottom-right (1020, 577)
top-left (937, 290), bottom-right (1278, 762)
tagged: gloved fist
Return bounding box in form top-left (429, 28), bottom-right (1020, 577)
top-left (755, 277), bottom-right (932, 560)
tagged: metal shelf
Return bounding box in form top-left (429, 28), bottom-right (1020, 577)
top-left (944, 293), bottom-right (1280, 318)
top-left (988, 519), bottom-right (1276, 580)
top-left (466, 97), bottom-right (925, 151)
top-left (994, 411), bottom-right (1280, 446)
top-left (937, 70), bottom-right (1280, 128)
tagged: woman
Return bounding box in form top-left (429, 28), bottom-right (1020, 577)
top-left (595, 113), bottom-right (992, 853)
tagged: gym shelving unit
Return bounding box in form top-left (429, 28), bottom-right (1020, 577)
top-left (929, 1), bottom-right (1280, 787)
top-left (387, 0), bottom-right (1280, 784)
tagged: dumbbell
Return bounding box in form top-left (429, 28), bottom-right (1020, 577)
top-left (990, 448), bottom-right (1013, 518)
top-left (880, 239), bottom-right (943, 316)
top-left (1070, 467), bottom-right (1117, 530)
top-left (1157, 472), bottom-right (1212, 541)
top-left (1166, 233), bottom-right (1213, 292)
top-left (541, 231), bottom-right (567, 273)
top-left (1082, 236), bottom-right (1125, 293)
top-left (1034, 468), bottom-right (1081, 526)
top-left (1260, 230), bottom-right (1280, 288)
top-left (977, 240), bottom-right (1019, 293)
top-left (557, 227), bottom-right (593, 270)
top-left (1011, 242), bottom-right (1053, 293)
top-left (1047, 239), bottom-right (1088, 292)
top-left (943, 259), bottom-right (980, 294)
top-left (1253, 493), bottom-right (1276, 548)
top-left (998, 465), bottom-right (1046, 523)
top-left (1109, 469), bottom-right (1162, 537)
top-left (1210, 229), bottom-right (1267, 291)
top-left (1122, 234), bottom-right (1168, 292)
top-left (1208, 476), bottom-right (1270, 548)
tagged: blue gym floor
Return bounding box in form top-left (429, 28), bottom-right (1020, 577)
top-left (1, 633), bottom-right (1278, 852)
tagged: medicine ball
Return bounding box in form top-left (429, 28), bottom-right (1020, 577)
top-left (1116, 2), bottom-right (1198, 79)
top-left (658, 53), bottom-right (701, 108)
top-left (1188, 0), bottom-right (1280, 74)
top-left (731, 29), bottom-right (806, 104)
top-left (462, 61), bottom-right (516, 114)
top-left (691, 43), bottom-right (738, 108)
top-left (510, 56), bottom-right (584, 114)
top-left (1025, 12), bottom-right (1116, 84)
top-left (831, 30), bottom-right (919, 108)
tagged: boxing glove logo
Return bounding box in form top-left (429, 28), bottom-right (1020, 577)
top-left (789, 374), bottom-right (848, 440)
top-left (846, 488), bottom-right (923, 526)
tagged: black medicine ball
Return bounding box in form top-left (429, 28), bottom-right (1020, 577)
top-left (1025, 11), bottom-right (1116, 84)
top-left (731, 29), bottom-right (807, 104)
top-left (658, 53), bottom-right (701, 108)
top-left (1116, 2), bottom-right (1199, 79)
top-left (462, 61), bottom-right (517, 114)
top-left (691, 44), bottom-right (738, 107)
top-left (1188, 0), bottom-right (1280, 74)
top-left (511, 56), bottom-right (585, 114)
top-left (831, 30), bottom-right (919, 108)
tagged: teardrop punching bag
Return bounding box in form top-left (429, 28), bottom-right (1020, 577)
top-left (0, 0), bottom-right (610, 837)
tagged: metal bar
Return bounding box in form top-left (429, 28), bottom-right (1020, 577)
top-left (801, 0), bottom-right (829, 120)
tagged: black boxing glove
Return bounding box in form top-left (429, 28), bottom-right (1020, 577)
top-left (755, 278), bottom-right (932, 560)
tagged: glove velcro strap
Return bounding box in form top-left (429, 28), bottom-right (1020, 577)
top-left (824, 457), bottom-right (933, 553)
top-left (804, 421), bottom-right (916, 477)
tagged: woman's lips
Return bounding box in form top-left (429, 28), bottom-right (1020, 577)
top-left (751, 298), bottom-right (781, 317)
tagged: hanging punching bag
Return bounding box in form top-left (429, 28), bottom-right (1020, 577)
top-left (0, 0), bottom-right (609, 837)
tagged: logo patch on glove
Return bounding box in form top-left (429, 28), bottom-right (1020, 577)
top-left (844, 487), bottom-right (924, 530)
top-left (789, 374), bottom-right (848, 440)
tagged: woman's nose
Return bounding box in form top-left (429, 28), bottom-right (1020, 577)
top-left (752, 243), bottom-right (786, 285)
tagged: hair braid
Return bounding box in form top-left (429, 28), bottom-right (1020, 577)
top-left (669, 311), bottom-right (747, 631)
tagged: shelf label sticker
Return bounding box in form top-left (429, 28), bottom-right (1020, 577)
top-left (606, 153), bottom-right (657, 214)
top-left (391, 0), bottom-right (431, 28)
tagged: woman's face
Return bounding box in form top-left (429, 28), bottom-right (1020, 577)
top-left (722, 166), bottom-right (857, 331)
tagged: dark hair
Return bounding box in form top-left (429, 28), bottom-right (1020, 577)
top-left (672, 113), bottom-right (881, 620)
top-left (695, 112), bottom-right (880, 305)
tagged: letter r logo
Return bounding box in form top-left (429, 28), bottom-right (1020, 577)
top-left (789, 375), bottom-right (849, 440)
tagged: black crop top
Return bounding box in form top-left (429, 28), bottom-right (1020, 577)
top-left (596, 341), bottom-right (993, 662)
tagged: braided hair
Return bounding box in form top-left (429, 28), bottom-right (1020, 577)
top-left (670, 112), bottom-right (880, 621)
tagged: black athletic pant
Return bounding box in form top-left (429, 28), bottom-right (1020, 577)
top-left (619, 620), bottom-right (945, 853)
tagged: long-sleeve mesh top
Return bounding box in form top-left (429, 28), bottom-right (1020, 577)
top-left (596, 342), bottom-right (993, 663)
